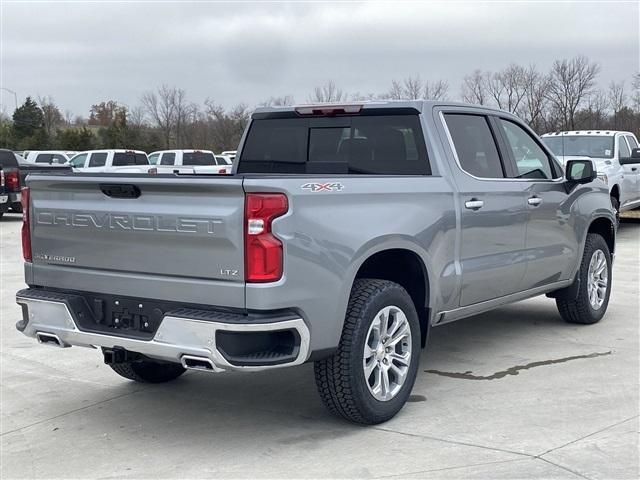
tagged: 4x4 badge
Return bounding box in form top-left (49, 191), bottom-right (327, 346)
top-left (301, 182), bottom-right (345, 192)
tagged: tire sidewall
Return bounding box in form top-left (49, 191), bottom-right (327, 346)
top-left (579, 236), bottom-right (612, 322)
top-left (348, 284), bottom-right (421, 420)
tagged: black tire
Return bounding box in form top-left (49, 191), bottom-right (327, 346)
top-left (556, 233), bottom-right (612, 324)
top-left (314, 279), bottom-right (421, 424)
top-left (108, 359), bottom-right (186, 383)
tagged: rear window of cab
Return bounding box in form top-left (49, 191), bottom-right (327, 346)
top-left (238, 114), bottom-right (430, 175)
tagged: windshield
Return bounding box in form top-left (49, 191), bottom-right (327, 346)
top-left (182, 152), bottom-right (216, 166)
top-left (542, 136), bottom-right (614, 159)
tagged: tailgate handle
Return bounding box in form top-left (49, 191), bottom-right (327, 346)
top-left (99, 184), bottom-right (141, 199)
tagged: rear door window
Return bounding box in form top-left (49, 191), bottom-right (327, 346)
top-left (88, 152), bottom-right (107, 167)
top-left (182, 152), bottom-right (216, 166)
top-left (443, 113), bottom-right (505, 178)
top-left (238, 114), bottom-right (429, 175)
top-left (160, 152), bottom-right (176, 165)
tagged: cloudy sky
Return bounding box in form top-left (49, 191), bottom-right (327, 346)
top-left (1, 1), bottom-right (638, 117)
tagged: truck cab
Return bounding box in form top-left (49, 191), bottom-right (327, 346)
top-left (69, 150), bottom-right (149, 173)
top-left (542, 130), bottom-right (640, 213)
top-left (148, 150), bottom-right (231, 174)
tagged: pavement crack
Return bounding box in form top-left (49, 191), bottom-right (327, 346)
top-left (372, 426), bottom-right (534, 459)
top-left (424, 351), bottom-right (612, 380)
top-left (537, 414), bottom-right (639, 458)
top-left (537, 457), bottom-right (593, 479)
top-left (372, 457), bottom-right (529, 479)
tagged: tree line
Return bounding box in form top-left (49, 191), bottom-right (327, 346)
top-left (1, 56), bottom-right (639, 154)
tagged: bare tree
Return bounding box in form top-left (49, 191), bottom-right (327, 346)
top-left (546, 56), bottom-right (601, 130)
top-left (38, 96), bottom-right (64, 138)
top-left (386, 76), bottom-right (448, 100)
top-left (387, 80), bottom-right (404, 100)
top-left (424, 79), bottom-right (449, 101)
top-left (308, 81), bottom-right (346, 103)
top-left (261, 95), bottom-right (295, 107)
top-left (632, 72), bottom-right (640, 112)
top-left (485, 64), bottom-right (527, 112)
top-left (141, 85), bottom-right (184, 148)
top-left (63, 109), bottom-right (75, 126)
top-left (204, 100), bottom-right (250, 151)
top-left (608, 81), bottom-right (627, 129)
top-left (517, 65), bottom-right (550, 133)
top-left (461, 70), bottom-right (486, 105)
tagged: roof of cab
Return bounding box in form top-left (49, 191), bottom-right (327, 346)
top-left (541, 130), bottom-right (633, 137)
top-left (251, 100), bottom-right (516, 117)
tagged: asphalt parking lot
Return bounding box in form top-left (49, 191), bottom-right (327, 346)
top-left (1, 214), bottom-right (638, 479)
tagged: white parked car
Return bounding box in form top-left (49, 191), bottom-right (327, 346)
top-left (24, 151), bottom-right (73, 165)
top-left (148, 150), bottom-right (231, 174)
top-left (69, 150), bottom-right (149, 172)
top-left (542, 131), bottom-right (640, 213)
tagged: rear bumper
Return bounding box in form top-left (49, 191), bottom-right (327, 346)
top-left (16, 289), bottom-right (310, 372)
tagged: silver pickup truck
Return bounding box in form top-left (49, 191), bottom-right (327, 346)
top-left (16, 101), bottom-right (616, 424)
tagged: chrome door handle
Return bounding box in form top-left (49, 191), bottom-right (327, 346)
top-left (528, 197), bottom-right (542, 206)
top-left (464, 199), bottom-right (484, 210)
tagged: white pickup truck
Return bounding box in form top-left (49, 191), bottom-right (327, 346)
top-left (542, 131), bottom-right (640, 214)
top-left (24, 151), bottom-right (75, 165)
top-left (69, 150), bottom-right (149, 172)
top-left (147, 150), bottom-right (231, 174)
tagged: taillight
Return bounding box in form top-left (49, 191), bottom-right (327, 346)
top-left (219, 168), bottom-right (227, 174)
top-left (6, 171), bottom-right (19, 191)
top-left (245, 193), bottom-right (288, 283)
top-left (21, 187), bottom-right (32, 262)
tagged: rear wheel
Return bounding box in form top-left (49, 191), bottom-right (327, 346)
top-left (556, 233), bottom-right (611, 324)
top-left (314, 279), bottom-right (420, 424)
top-left (108, 359), bottom-right (186, 383)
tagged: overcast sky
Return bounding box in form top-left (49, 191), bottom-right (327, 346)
top-left (1, 1), bottom-right (638, 117)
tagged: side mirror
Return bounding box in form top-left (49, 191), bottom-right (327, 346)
top-left (620, 148), bottom-right (640, 165)
top-left (565, 159), bottom-right (596, 185)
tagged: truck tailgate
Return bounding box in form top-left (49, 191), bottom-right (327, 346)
top-left (26, 174), bottom-right (246, 307)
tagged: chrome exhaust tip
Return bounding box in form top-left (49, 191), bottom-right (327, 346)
top-left (180, 355), bottom-right (220, 372)
top-left (36, 332), bottom-right (68, 348)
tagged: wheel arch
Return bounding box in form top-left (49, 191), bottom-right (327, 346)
top-left (610, 184), bottom-right (620, 202)
top-left (587, 216), bottom-right (616, 256)
top-left (353, 247), bottom-right (431, 347)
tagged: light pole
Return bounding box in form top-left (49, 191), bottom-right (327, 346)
top-left (0, 87), bottom-right (18, 110)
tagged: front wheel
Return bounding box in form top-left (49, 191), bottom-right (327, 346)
top-left (314, 279), bottom-right (421, 424)
top-left (556, 233), bottom-right (612, 324)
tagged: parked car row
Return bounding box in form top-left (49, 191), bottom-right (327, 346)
top-left (18, 149), bottom-right (237, 174)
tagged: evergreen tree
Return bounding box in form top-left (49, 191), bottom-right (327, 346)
top-left (12, 96), bottom-right (44, 139)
